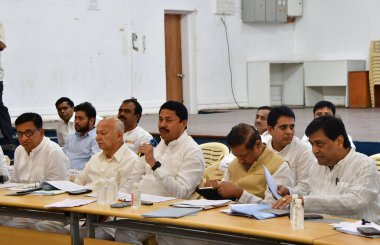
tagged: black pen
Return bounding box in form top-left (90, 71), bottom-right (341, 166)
top-left (335, 178), bottom-right (339, 185)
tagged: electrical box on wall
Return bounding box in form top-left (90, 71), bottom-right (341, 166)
top-left (242, 0), bottom-right (302, 23)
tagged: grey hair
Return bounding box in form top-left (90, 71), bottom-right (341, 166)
top-left (99, 117), bottom-right (125, 134)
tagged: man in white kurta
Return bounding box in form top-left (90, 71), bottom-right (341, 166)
top-left (267, 106), bottom-right (313, 196)
top-left (115, 101), bottom-right (205, 245)
top-left (118, 99), bottom-right (153, 154)
top-left (1, 112), bottom-right (69, 231)
top-left (273, 116), bottom-right (380, 224)
top-left (55, 97), bottom-right (75, 147)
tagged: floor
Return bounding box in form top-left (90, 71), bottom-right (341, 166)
top-left (138, 107), bottom-right (380, 143)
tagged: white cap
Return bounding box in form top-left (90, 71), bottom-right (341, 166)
top-left (292, 194), bottom-right (298, 199)
top-left (295, 199), bottom-right (302, 204)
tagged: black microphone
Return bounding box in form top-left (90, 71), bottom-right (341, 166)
top-left (0, 175), bottom-right (9, 184)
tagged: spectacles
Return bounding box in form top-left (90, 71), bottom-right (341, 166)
top-left (16, 129), bottom-right (38, 138)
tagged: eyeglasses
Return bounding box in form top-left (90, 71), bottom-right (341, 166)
top-left (16, 129), bottom-right (38, 138)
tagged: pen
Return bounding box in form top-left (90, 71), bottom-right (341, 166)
top-left (335, 178), bottom-right (339, 185)
top-left (362, 219), bottom-right (370, 225)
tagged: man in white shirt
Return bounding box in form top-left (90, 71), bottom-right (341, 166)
top-left (1, 112), bottom-right (69, 231)
top-left (254, 106), bottom-right (271, 143)
top-left (266, 106), bottom-right (313, 196)
top-left (117, 98), bottom-right (152, 154)
top-left (204, 123), bottom-right (294, 205)
top-left (72, 117), bottom-right (138, 240)
top-left (301, 100), bottom-right (356, 149)
top-left (55, 97), bottom-right (75, 146)
top-left (115, 101), bottom-right (205, 245)
top-left (63, 102), bottom-right (100, 170)
top-left (273, 116), bottom-right (380, 224)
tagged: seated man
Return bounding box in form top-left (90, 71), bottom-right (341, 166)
top-left (63, 102), bottom-right (100, 170)
top-left (301, 100), bottom-right (356, 149)
top-left (72, 117), bottom-right (138, 240)
top-left (1, 112), bottom-right (69, 231)
top-left (266, 106), bottom-right (314, 195)
top-left (0, 146), bottom-right (9, 183)
top-left (115, 101), bottom-right (205, 245)
top-left (254, 106), bottom-right (271, 143)
top-left (55, 97), bottom-right (75, 147)
top-left (117, 98), bottom-right (153, 154)
top-left (273, 116), bottom-right (380, 224)
top-left (205, 123), bottom-right (294, 205)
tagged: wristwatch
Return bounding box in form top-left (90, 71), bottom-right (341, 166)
top-left (151, 161), bottom-right (161, 171)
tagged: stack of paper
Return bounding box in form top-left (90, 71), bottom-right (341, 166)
top-left (171, 199), bottom-right (231, 210)
top-left (141, 207), bottom-right (202, 218)
top-left (331, 221), bottom-right (380, 238)
top-left (228, 204), bottom-right (277, 220)
top-left (119, 193), bottom-right (176, 203)
top-left (45, 198), bottom-right (96, 208)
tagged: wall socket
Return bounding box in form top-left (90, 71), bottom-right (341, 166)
top-left (215, 0), bottom-right (235, 15)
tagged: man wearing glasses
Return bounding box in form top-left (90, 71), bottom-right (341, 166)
top-left (1, 112), bottom-right (69, 231)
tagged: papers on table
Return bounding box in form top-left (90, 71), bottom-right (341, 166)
top-left (171, 199), bottom-right (231, 210)
top-left (0, 183), bottom-right (22, 189)
top-left (32, 190), bottom-right (66, 196)
top-left (5, 183), bottom-right (38, 191)
top-left (228, 204), bottom-right (278, 220)
top-left (119, 193), bottom-right (176, 203)
top-left (45, 198), bottom-right (96, 208)
top-left (141, 207), bottom-right (202, 218)
top-left (331, 220), bottom-right (380, 238)
top-left (263, 166), bottom-right (281, 200)
top-left (44, 181), bottom-right (89, 192)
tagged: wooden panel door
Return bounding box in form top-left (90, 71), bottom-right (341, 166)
top-left (164, 14), bottom-right (183, 102)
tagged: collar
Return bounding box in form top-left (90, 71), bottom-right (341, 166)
top-left (125, 125), bottom-right (139, 136)
top-left (28, 136), bottom-right (48, 155)
top-left (75, 127), bottom-right (96, 138)
top-left (100, 143), bottom-right (128, 162)
top-left (333, 147), bottom-right (354, 170)
top-left (162, 130), bottom-right (188, 147)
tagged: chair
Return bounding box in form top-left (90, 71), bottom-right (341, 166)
top-left (369, 153), bottom-right (380, 172)
top-left (200, 142), bottom-right (229, 167)
top-left (369, 40), bottom-right (380, 107)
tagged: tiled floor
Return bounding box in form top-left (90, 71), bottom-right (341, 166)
top-left (139, 107), bottom-right (380, 142)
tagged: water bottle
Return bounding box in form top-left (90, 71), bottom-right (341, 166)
top-left (108, 177), bottom-right (118, 204)
top-left (131, 183), bottom-right (141, 209)
top-left (96, 179), bottom-right (107, 205)
top-left (290, 194), bottom-right (298, 226)
top-left (292, 199), bottom-right (304, 230)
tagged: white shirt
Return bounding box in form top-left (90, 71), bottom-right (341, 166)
top-left (0, 21), bottom-right (6, 81)
top-left (75, 143), bottom-right (137, 188)
top-left (12, 137), bottom-right (69, 183)
top-left (0, 146), bottom-right (9, 177)
top-left (302, 134), bottom-right (356, 150)
top-left (223, 162), bottom-right (294, 205)
top-left (261, 130), bottom-right (272, 144)
top-left (122, 131), bottom-right (205, 199)
top-left (267, 136), bottom-right (313, 195)
top-left (304, 149), bottom-right (380, 224)
top-left (123, 125), bottom-right (153, 154)
top-left (56, 117), bottom-right (75, 147)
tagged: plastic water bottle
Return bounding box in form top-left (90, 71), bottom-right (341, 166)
top-left (131, 183), bottom-right (141, 209)
top-left (290, 194), bottom-right (299, 226)
top-left (96, 179), bottom-right (107, 205)
top-left (292, 199), bottom-right (304, 230)
top-left (108, 177), bottom-right (118, 204)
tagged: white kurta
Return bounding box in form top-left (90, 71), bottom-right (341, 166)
top-left (56, 117), bottom-right (75, 147)
top-left (0, 146), bottom-right (9, 177)
top-left (123, 125), bottom-right (153, 154)
top-left (122, 131), bottom-right (205, 199)
top-left (267, 136), bottom-right (313, 195)
top-left (304, 149), bottom-right (380, 224)
top-left (223, 161), bottom-right (295, 205)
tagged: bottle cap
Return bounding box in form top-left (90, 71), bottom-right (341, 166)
top-left (133, 183), bottom-right (139, 188)
top-left (292, 194), bottom-right (298, 199)
top-left (295, 199), bottom-right (302, 204)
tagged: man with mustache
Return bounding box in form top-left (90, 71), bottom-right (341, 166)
top-left (273, 116), bottom-right (380, 224)
top-left (63, 102), bottom-right (100, 170)
top-left (55, 97), bottom-right (75, 147)
top-left (266, 106), bottom-right (314, 196)
top-left (254, 106), bottom-right (271, 143)
top-left (117, 98), bottom-right (152, 154)
top-left (115, 101), bottom-right (205, 245)
top-left (0, 112), bottom-right (69, 231)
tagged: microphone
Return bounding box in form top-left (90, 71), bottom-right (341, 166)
top-left (0, 175), bottom-right (9, 184)
top-left (138, 138), bottom-right (159, 157)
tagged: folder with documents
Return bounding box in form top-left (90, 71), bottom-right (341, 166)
top-left (141, 207), bottom-right (202, 218)
top-left (171, 199), bottom-right (231, 210)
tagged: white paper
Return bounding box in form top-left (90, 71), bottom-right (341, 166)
top-left (0, 183), bottom-right (22, 189)
top-left (45, 198), bottom-right (96, 208)
top-left (263, 166), bottom-right (282, 200)
top-left (6, 183), bottom-right (38, 191)
top-left (332, 220), bottom-right (380, 238)
top-left (172, 199), bottom-right (231, 208)
top-left (45, 181), bottom-right (89, 192)
top-left (119, 193), bottom-right (176, 203)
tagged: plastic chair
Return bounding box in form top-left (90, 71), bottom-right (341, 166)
top-left (369, 153), bottom-right (380, 172)
top-left (369, 40), bottom-right (380, 107)
top-left (200, 142), bottom-right (229, 167)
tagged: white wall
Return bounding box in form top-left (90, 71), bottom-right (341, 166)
top-left (1, 0), bottom-right (379, 119)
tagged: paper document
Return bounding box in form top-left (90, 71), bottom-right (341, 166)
top-left (32, 190), bottom-right (66, 196)
top-left (119, 193), bottom-right (176, 203)
top-left (142, 207), bottom-right (202, 218)
top-left (331, 220), bottom-right (380, 238)
top-left (45, 198), bottom-right (96, 208)
top-left (45, 181), bottom-right (89, 192)
top-left (229, 204), bottom-right (276, 220)
top-left (263, 166), bottom-right (282, 200)
top-left (0, 183), bottom-right (21, 189)
top-left (171, 199), bottom-right (231, 209)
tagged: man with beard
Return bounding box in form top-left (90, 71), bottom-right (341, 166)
top-left (266, 106), bottom-right (314, 196)
top-left (55, 97), bottom-right (75, 147)
top-left (273, 116), bottom-right (380, 224)
top-left (63, 102), bottom-right (100, 170)
top-left (254, 106), bottom-right (271, 143)
top-left (117, 98), bottom-right (152, 154)
top-left (115, 101), bottom-right (205, 245)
